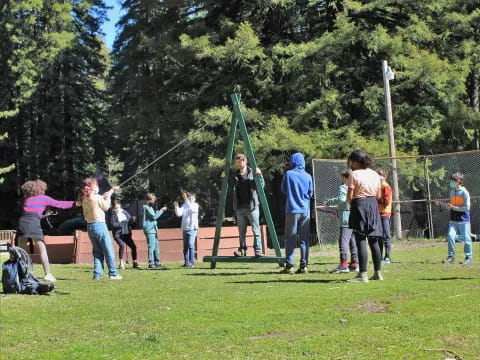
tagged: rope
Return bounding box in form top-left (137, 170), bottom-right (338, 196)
top-left (118, 114), bottom-right (231, 187)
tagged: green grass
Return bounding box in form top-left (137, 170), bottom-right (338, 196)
top-left (1, 242), bottom-right (479, 360)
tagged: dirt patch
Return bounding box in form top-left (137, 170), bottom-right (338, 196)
top-left (358, 300), bottom-right (390, 313)
top-left (339, 299), bottom-right (391, 314)
top-left (249, 331), bottom-right (281, 340)
top-left (392, 241), bottom-right (445, 250)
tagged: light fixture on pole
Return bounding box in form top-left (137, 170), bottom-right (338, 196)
top-left (382, 60), bottom-right (402, 241)
top-left (385, 66), bottom-right (395, 81)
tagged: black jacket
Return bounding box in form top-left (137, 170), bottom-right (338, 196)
top-left (229, 167), bottom-right (265, 212)
top-left (109, 209), bottom-right (135, 235)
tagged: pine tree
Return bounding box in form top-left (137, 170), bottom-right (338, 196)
top-left (0, 0), bottom-right (111, 226)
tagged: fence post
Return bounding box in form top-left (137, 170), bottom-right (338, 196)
top-left (382, 60), bottom-right (402, 240)
top-left (424, 156), bottom-right (435, 240)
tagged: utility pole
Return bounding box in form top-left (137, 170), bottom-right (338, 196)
top-left (382, 60), bottom-right (402, 241)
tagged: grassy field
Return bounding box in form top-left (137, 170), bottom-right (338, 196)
top-left (1, 241), bottom-right (479, 360)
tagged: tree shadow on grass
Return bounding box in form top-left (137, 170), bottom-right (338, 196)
top-left (309, 261), bottom-right (338, 266)
top-left (54, 277), bottom-right (77, 281)
top-left (185, 271), bottom-right (281, 277)
top-left (420, 277), bottom-right (479, 281)
top-left (227, 279), bottom-right (345, 284)
top-left (197, 267), bottom-right (257, 270)
top-left (397, 261), bottom-right (442, 264)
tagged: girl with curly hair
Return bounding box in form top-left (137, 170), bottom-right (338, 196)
top-left (16, 180), bottom-right (80, 282)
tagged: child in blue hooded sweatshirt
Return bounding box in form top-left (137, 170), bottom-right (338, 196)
top-left (281, 153), bottom-right (313, 273)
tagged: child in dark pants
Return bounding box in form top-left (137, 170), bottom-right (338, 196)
top-left (109, 201), bottom-right (138, 269)
top-left (377, 169), bottom-right (393, 263)
top-left (325, 169), bottom-right (358, 273)
top-left (345, 150), bottom-right (383, 283)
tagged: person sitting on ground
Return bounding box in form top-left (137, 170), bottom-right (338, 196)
top-left (281, 153), bottom-right (313, 274)
top-left (109, 201), bottom-right (138, 269)
top-left (142, 193), bottom-right (167, 269)
top-left (15, 180), bottom-right (80, 282)
top-left (325, 169), bottom-right (359, 274)
top-left (174, 192), bottom-right (199, 269)
top-left (434, 172), bottom-right (472, 265)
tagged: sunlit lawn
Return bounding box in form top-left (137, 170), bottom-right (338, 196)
top-left (1, 241), bottom-right (479, 359)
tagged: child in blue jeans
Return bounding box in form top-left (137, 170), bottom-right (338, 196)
top-left (174, 192), bottom-right (199, 268)
top-left (435, 172), bottom-right (473, 264)
top-left (142, 193), bottom-right (167, 269)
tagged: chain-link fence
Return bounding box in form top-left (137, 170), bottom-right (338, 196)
top-left (312, 150), bottom-right (480, 245)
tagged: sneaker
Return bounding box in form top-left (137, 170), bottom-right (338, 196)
top-left (233, 249), bottom-right (246, 257)
top-left (296, 266), bottom-right (308, 274)
top-left (349, 264), bottom-right (359, 272)
top-left (281, 266), bottom-right (294, 274)
top-left (381, 258), bottom-right (391, 264)
top-left (370, 271), bottom-right (384, 281)
top-left (119, 262), bottom-right (126, 270)
top-left (443, 256), bottom-right (456, 264)
top-left (186, 264), bottom-right (195, 269)
top-left (156, 264), bottom-right (166, 270)
top-left (132, 261), bottom-right (139, 269)
top-left (148, 264), bottom-right (157, 269)
top-left (330, 265), bottom-right (349, 274)
top-left (109, 275), bottom-right (123, 280)
top-left (44, 273), bottom-right (57, 282)
top-left (254, 252), bottom-right (263, 258)
top-left (348, 272), bottom-right (369, 283)
top-left (461, 257), bottom-right (472, 265)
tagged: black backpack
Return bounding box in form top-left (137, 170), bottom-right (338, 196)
top-left (2, 247), bottom-right (55, 295)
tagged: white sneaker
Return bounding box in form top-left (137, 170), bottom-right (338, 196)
top-left (347, 272), bottom-right (369, 283)
top-left (119, 262), bottom-right (126, 270)
top-left (109, 275), bottom-right (123, 280)
top-left (44, 273), bottom-right (57, 282)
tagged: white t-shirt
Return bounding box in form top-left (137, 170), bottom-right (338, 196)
top-left (175, 201), bottom-right (199, 231)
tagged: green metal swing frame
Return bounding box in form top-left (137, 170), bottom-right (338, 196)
top-left (203, 93), bottom-right (284, 269)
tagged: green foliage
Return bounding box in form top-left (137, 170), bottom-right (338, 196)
top-left (0, 0), bottom-right (110, 225)
top-left (1, 0), bottom-right (479, 225)
top-left (107, 0), bottom-right (480, 215)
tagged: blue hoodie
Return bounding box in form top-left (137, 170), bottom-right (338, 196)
top-left (281, 153), bottom-right (313, 214)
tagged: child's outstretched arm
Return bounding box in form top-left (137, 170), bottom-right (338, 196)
top-left (173, 201), bottom-right (183, 217)
top-left (325, 185), bottom-right (347, 206)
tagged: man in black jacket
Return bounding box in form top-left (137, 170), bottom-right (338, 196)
top-left (222, 154), bottom-right (264, 257)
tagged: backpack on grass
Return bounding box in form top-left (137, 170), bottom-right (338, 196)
top-left (2, 247), bottom-right (54, 295)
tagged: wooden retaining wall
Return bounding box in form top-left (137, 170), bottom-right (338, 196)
top-left (22, 226), bottom-right (268, 264)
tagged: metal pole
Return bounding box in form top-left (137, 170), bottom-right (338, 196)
top-left (382, 60), bottom-right (402, 240)
top-left (424, 156), bottom-right (435, 240)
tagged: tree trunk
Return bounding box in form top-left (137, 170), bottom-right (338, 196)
top-left (470, 68), bottom-right (479, 112)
